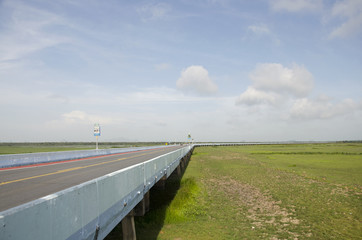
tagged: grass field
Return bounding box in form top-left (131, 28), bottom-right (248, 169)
top-left (3, 142), bottom-right (360, 239)
top-left (120, 143), bottom-right (362, 240)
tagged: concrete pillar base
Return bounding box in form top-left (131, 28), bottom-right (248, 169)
top-left (121, 210), bottom-right (136, 240)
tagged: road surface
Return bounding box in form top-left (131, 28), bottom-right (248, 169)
top-left (0, 145), bottom-right (183, 212)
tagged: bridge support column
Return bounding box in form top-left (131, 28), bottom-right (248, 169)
top-left (121, 210), bottom-right (136, 240)
top-left (154, 175), bottom-right (167, 190)
top-left (133, 191), bottom-right (150, 216)
top-left (144, 191), bottom-right (150, 213)
top-left (180, 158), bottom-right (185, 171)
top-left (176, 164), bottom-right (182, 177)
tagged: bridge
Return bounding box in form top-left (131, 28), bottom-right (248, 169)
top-left (0, 145), bottom-right (194, 240)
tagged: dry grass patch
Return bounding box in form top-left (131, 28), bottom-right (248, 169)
top-left (207, 176), bottom-right (309, 239)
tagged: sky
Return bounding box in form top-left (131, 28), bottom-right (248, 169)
top-left (0, 0), bottom-right (361, 142)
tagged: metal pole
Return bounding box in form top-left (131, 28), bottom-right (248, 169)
top-left (96, 136), bottom-right (98, 150)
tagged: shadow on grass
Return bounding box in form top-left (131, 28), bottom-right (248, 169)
top-left (136, 174), bottom-right (182, 240)
top-left (105, 171), bottom-right (183, 240)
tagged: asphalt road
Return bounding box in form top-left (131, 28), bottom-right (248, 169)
top-left (0, 145), bottom-right (183, 212)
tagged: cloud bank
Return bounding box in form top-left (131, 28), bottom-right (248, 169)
top-left (137, 2), bottom-right (171, 21)
top-left (236, 63), bottom-right (361, 121)
top-left (269, 0), bottom-right (323, 13)
top-left (269, 0), bottom-right (362, 39)
top-left (0, 1), bottom-right (69, 65)
top-left (329, 0), bottom-right (362, 39)
top-left (236, 63), bottom-right (313, 106)
top-left (290, 97), bottom-right (362, 120)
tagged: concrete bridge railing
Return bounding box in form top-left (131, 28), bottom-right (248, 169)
top-left (0, 145), bottom-right (194, 240)
top-left (0, 145), bottom-right (171, 169)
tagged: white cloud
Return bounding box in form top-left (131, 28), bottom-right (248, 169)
top-left (62, 110), bottom-right (115, 124)
top-left (235, 87), bottom-right (281, 106)
top-left (118, 87), bottom-right (204, 104)
top-left (236, 63), bottom-right (314, 106)
top-left (245, 24), bottom-right (281, 45)
top-left (269, 0), bottom-right (362, 39)
top-left (176, 65), bottom-right (218, 95)
top-left (235, 63), bottom-right (362, 122)
top-left (329, 0), bottom-right (362, 39)
top-left (137, 2), bottom-right (171, 21)
top-left (248, 24), bottom-right (270, 35)
top-left (251, 63), bottom-right (313, 97)
top-left (0, 1), bottom-right (69, 64)
top-left (290, 96), bottom-right (362, 120)
top-left (270, 0), bottom-right (323, 12)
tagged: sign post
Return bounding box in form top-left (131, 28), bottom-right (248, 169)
top-left (94, 123), bottom-right (101, 150)
top-left (187, 133), bottom-right (191, 145)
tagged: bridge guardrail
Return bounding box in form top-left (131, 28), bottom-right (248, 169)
top-left (0, 145), bottom-right (193, 240)
top-left (0, 145), bottom-right (170, 169)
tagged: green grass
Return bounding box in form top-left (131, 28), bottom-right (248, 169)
top-left (130, 143), bottom-right (362, 239)
top-left (163, 177), bottom-right (203, 223)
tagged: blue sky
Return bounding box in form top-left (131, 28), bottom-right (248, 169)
top-left (1, 0), bottom-right (361, 142)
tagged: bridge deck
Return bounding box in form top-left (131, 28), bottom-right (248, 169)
top-left (0, 145), bottom-right (182, 212)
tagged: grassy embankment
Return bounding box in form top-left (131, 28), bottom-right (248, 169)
top-left (109, 143), bottom-right (361, 239)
